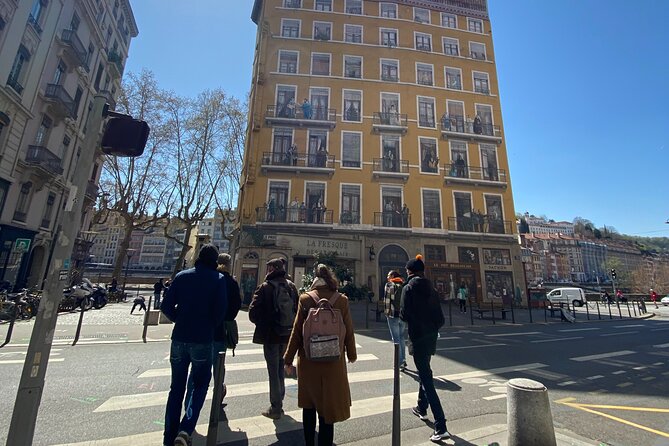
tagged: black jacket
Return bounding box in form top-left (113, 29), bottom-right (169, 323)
top-left (214, 271), bottom-right (241, 342)
top-left (248, 269), bottom-right (297, 345)
top-left (400, 273), bottom-right (444, 356)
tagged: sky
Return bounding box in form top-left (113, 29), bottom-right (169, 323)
top-left (125, 0), bottom-right (669, 237)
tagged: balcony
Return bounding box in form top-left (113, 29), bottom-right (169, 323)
top-left (59, 29), bottom-right (88, 70)
top-left (423, 212), bottom-right (442, 229)
top-left (44, 84), bottom-right (76, 119)
top-left (440, 116), bottom-right (502, 143)
top-left (372, 112), bottom-right (408, 134)
top-left (260, 151), bottom-right (335, 176)
top-left (339, 212), bottom-right (361, 225)
top-left (256, 206), bottom-right (333, 225)
top-left (265, 105), bottom-right (336, 129)
top-left (444, 163), bottom-right (507, 188)
top-left (381, 73), bottom-right (398, 82)
top-left (470, 51), bottom-right (487, 61)
top-left (98, 89), bottom-right (116, 111)
top-left (7, 76), bottom-right (24, 95)
top-left (24, 145), bottom-right (63, 177)
top-left (416, 43), bottom-right (432, 52)
top-left (107, 50), bottom-right (124, 78)
top-left (447, 216), bottom-right (513, 235)
top-left (374, 212), bottom-right (411, 229)
top-left (372, 158), bottom-right (409, 181)
top-left (28, 14), bottom-right (42, 34)
top-left (85, 180), bottom-right (99, 201)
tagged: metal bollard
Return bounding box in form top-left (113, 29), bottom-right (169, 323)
top-left (72, 304), bottom-right (87, 346)
top-left (626, 302), bottom-right (631, 318)
top-left (543, 303), bottom-right (547, 323)
top-left (469, 299), bottom-right (474, 326)
top-left (207, 351), bottom-right (226, 446)
top-left (448, 296), bottom-right (453, 327)
top-left (608, 301), bottom-right (613, 319)
top-left (491, 300), bottom-right (496, 325)
top-left (510, 298), bottom-right (516, 324)
top-left (616, 301), bottom-right (622, 319)
top-left (632, 300), bottom-right (638, 317)
top-left (596, 301), bottom-right (601, 320)
top-left (142, 295), bottom-right (153, 343)
top-left (507, 378), bottom-right (557, 446)
top-left (392, 342), bottom-right (400, 446)
top-left (0, 304), bottom-right (19, 348)
top-left (365, 299), bottom-right (369, 329)
top-left (585, 302), bottom-right (590, 320)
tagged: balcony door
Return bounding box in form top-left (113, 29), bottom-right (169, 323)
top-left (308, 130), bottom-right (327, 167)
top-left (310, 88), bottom-right (329, 120)
top-left (447, 101), bottom-right (464, 132)
top-left (454, 192), bottom-right (473, 231)
top-left (276, 86), bottom-right (296, 117)
top-left (381, 93), bottom-right (399, 121)
top-left (480, 144), bottom-right (498, 181)
top-left (475, 104), bottom-right (493, 135)
top-left (305, 182), bottom-right (325, 223)
top-left (341, 184), bottom-right (360, 224)
top-left (272, 128), bottom-right (293, 164)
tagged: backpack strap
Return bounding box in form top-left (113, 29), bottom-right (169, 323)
top-left (307, 290), bottom-right (340, 306)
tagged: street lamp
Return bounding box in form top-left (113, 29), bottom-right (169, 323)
top-left (122, 249), bottom-right (136, 293)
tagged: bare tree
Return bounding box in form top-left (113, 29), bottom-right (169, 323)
top-left (97, 70), bottom-right (171, 278)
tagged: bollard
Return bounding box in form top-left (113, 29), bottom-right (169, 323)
top-left (616, 301), bottom-right (622, 319)
top-left (0, 304), bottom-right (19, 348)
top-left (365, 299), bottom-right (369, 329)
top-left (585, 301), bottom-right (590, 320)
top-left (608, 301), bottom-right (613, 319)
top-left (507, 378), bottom-right (557, 446)
top-left (491, 300), bottom-right (496, 325)
top-left (72, 305), bottom-right (87, 346)
top-left (392, 343), bottom-right (400, 446)
top-left (142, 295), bottom-right (153, 343)
top-left (469, 299), bottom-right (474, 326)
top-left (596, 301), bottom-right (601, 320)
top-left (448, 296), bottom-right (453, 327)
top-left (510, 298), bottom-right (516, 324)
top-left (543, 303), bottom-right (547, 323)
top-left (626, 302), bottom-right (631, 318)
top-left (207, 351), bottom-right (226, 446)
top-left (632, 300), bottom-right (637, 317)
top-left (641, 300), bottom-right (647, 314)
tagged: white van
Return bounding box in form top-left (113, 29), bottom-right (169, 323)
top-left (546, 287), bottom-right (587, 307)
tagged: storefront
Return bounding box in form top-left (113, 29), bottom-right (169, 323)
top-left (0, 224), bottom-right (37, 290)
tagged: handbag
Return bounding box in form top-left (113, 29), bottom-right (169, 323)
top-left (224, 320), bottom-right (239, 356)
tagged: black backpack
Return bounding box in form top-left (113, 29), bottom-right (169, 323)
top-left (269, 280), bottom-right (297, 336)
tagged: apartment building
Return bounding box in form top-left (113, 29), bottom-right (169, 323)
top-left (0, 0), bottom-right (137, 289)
top-left (236, 0), bottom-right (522, 301)
top-left (195, 208), bottom-right (236, 254)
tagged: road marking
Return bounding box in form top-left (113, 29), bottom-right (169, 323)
top-left (600, 331), bottom-right (639, 337)
top-left (0, 358), bottom-right (64, 365)
top-left (613, 324), bottom-right (645, 328)
top-left (138, 353), bottom-right (379, 378)
top-left (617, 382), bottom-right (633, 388)
top-left (485, 331), bottom-right (540, 337)
top-left (377, 340), bottom-right (390, 343)
top-left (586, 375), bottom-right (604, 380)
top-left (570, 350), bottom-right (635, 362)
top-left (557, 381), bottom-right (576, 387)
top-left (653, 362), bottom-right (664, 365)
top-left (483, 394), bottom-right (507, 401)
top-left (557, 399), bottom-right (669, 439)
top-left (531, 336), bottom-right (583, 343)
top-left (437, 343), bottom-right (506, 351)
top-left (437, 336), bottom-right (461, 341)
top-left (641, 377), bottom-right (656, 381)
top-left (653, 343), bottom-right (669, 348)
top-left (650, 327), bottom-right (669, 332)
top-left (633, 366), bottom-right (647, 370)
top-left (524, 369), bottom-right (568, 381)
top-left (558, 328), bottom-right (600, 332)
top-left (435, 363), bottom-right (547, 381)
top-left (162, 343), bottom-right (364, 360)
top-left (612, 370), bottom-right (626, 375)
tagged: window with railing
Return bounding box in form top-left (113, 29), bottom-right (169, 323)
top-left (415, 33), bottom-right (432, 51)
top-left (343, 90), bottom-right (362, 122)
top-left (13, 182), bottom-right (32, 222)
top-left (34, 115), bottom-right (52, 146)
top-left (449, 140), bottom-right (468, 177)
top-left (381, 59), bottom-right (398, 81)
top-left (441, 13), bottom-right (457, 28)
top-left (483, 248), bottom-right (511, 265)
top-left (468, 18), bottom-right (483, 33)
top-left (345, 0), bottom-right (362, 14)
top-left (418, 97), bottom-right (435, 128)
top-left (470, 42), bottom-right (487, 60)
top-left (380, 29), bottom-right (397, 47)
top-left (7, 45), bottom-right (30, 95)
top-left (484, 195), bottom-right (505, 233)
top-left (420, 138), bottom-right (439, 173)
top-left (445, 67), bottom-right (462, 90)
top-left (314, 22), bottom-right (331, 40)
top-left (413, 7), bottom-right (430, 23)
top-left (443, 37), bottom-right (459, 56)
top-left (422, 190), bottom-right (442, 228)
top-left (28, 0), bottom-right (47, 34)
top-left (454, 192), bottom-right (473, 232)
top-left (342, 132), bottom-right (361, 168)
top-left (315, 0), bottom-right (331, 11)
top-left (473, 71), bottom-right (490, 94)
top-left (278, 51), bottom-right (298, 74)
top-left (380, 2), bottom-right (397, 18)
top-left (480, 144), bottom-right (499, 181)
top-left (446, 100), bottom-right (465, 132)
top-left (345, 24), bottom-right (362, 43)
top-left (41, 193), bottom-right (56, 228)
top-left (341, 185), bottom-right (361, 224)
top-left (416, 63), bottom-right (433, 86)
top-left (311, 53), bottom-right (331, 75)
top-left (281, 19), bottom-right (300, 38)
top-left (344, 55), bottom-right (362, 78)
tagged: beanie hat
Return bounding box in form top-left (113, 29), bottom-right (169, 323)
top-left (266, 258), bottom-right (285, 270)
top-left (198, 244), bottom-right (219, 265)
top-left (406, 254), bottom-right (425, 272)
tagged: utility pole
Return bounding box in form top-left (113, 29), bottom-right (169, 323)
top-left (7, 95), bottom-right (107, 445)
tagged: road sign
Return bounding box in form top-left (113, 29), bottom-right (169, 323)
top-left (63, 259), bottom-right (70, 269)
top-left (14, 239), bottom-right (31, 253)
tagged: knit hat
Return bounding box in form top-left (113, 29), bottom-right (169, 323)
top-left (198, 244), bottom-right (219, 265)
top-left (266, 258), bottom-right (285, 270)
top-left (405, 254), bottom-right (425, 272)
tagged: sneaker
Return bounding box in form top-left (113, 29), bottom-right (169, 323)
top-left (261, 407), bottom-right (283, 419)
top-left (411, 406), bottom-right (428, 421)
top-left (429, 428), bottom-right (451, 442)
top-left (174, 431), bottom-right (191, 446)
top-left (399, 361), bottom-right (408, 370)
top-left (221, 383), bottom-right (227, 400)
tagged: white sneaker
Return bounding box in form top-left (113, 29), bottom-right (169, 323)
top-left (174, 431), bottom-right (191, 446)
top-left (430, 428), bottom-right (451, 442)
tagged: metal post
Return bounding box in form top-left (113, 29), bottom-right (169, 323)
top-left (626, 302), bottom-right (631, 318)
top-left (391, 342), bottom-right (400, 446)
top-left (571, 302), bottom-right (575, 319)
top-left (142, 295), bottom-right (152, 343)
top-left (596, 302), bottom-right (601, 320)
top-left (1, 305), bottom-right (19, 348)
top-left (491, 300), bottom-right (496, 325)
top-left (510, 296), bottom-right (515, 324)
top-left (632, 300), bottom-right (637, 317)
top-left (527, 289), bottom-right (533, 323)
top-left (543, 302), bottom-right (547, 323)
top-left (71, 306), bottom-right (87, 346)
top-left (365, 299), bottom-right (369, 329)
top-left (447, 293), bottom-right (453, 327)
top-left (616, 301), bottom-right (622, 319)
top-left (7, 95), bottom-right (108, 446)
top-left (585, 301), bottom-right (590, 320)
top-left (608, 301), bottom-right (613, 320)
top-left (469, 298), bottom-right (474, 325)
top-left (207, 352), bottom-right (226, 446)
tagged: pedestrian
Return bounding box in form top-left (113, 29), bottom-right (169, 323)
top-left (130, 295), bottom-right (147, 314)
top-left (109, 277), bottom-right (118, 292)
top-left (650, 289), bottom-right (658, 308)
top-left (284, 263), bottom-right (357, 446)
top-left (248, 258), bottom-right (299, 419)
top-left (383, 270), bottom-right (406, 370)
top-left (302, 98), bottom-right (313, 119)
top-left (458, 283), bottom-right (468, 313)
top-left (400, 254), bottom-right (450, 442)
top-left (163, 279), bottom-right (171, 301)
top-left (160, 244), bottom-right (227, 446)
top-left (153, 278), bottom-right (164, 310)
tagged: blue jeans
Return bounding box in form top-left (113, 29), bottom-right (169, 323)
top-left (185, 341), bottom-right (227, 406)
top-left (264, 343), bottom-right (287, 409)
top-left (414, 344), bottom-right (446, 432)
top-left (386, 316), bottom-right (406, 365)
top-left (163, 341), bottom-right (213, 445)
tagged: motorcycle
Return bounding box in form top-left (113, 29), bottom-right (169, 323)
top-left (2, 289), bottom-right (35, 319)
top-left (61, 279), bottom-right (107, 311)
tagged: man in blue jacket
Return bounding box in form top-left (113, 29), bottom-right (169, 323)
top-left (161, 244), bottom-right (227, 446)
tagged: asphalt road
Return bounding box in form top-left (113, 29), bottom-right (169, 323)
top-left (0, 310), bottom-right (668, 445)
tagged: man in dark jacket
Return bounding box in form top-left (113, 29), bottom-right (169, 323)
top-left (160, 244), bottom-right (227, 446)
top-left (214, 253), bottom-right (241, 401)
top-left (400, 255), bottom-right (450, 442)
top-left (248, 257), bottom-right (298, 419)
top-left (153, 278), bottom-right (164, 309)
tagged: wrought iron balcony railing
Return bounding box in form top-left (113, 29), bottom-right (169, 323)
top-left (423, 212), bottom-right (442, 229)
top-left (107, 50), bottom-right (124, 76)
top-left (444, 163), bottom-right (507, 183)
top-left (372, 158), bottom-right (409, 175)
top-left (256, 205), bottom-right (333, 224)
top-left (265, 104), bottom-right (336, 128)
top-left (372, 112), bottom-right (408, 132)
top-left (44, 84), bottom-right (76, 118)
top-left (25, 145), bottom-right (64, 176)
top-left (440, 116), bottom-right (502, 142)
top-left (447, 216), bottom-right (512, 234)
top-left (374, 212), bottom-right (411, 228)
top-left (60, 29), bottom-right (88, 68)
top-left (7, 76), bottom-right (24, 95)
top-left (339, 212), bottom-right (361, 225)
top-left (261, 151), bottom-right (335, 170)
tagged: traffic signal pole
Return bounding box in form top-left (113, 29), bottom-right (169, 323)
top-left (6, 95), bottom-right (107, 445)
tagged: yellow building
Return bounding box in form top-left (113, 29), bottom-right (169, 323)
top-left (235, 0), bottom-right (523, 304)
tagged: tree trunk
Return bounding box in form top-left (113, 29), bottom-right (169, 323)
top-left (112, 218), bottom-right (133, 282)
top-left (171, 225), bottom-right (193, 278)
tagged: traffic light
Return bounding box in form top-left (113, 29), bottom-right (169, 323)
top-left (101, 117), bottom-right (150, 157)
top-left (611, 269), bottom-right (617, 280)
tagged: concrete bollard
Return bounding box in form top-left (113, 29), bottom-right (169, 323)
top-left (507, 378), bottom-right (556, 446)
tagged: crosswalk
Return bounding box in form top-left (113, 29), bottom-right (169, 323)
top-left (50, 327), bottom-right (669, 446)
top-left (0, 348), bottom-right (64, 365)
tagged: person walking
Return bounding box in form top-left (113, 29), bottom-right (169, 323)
top-left (248, 258), bottom-right (299, 419)
top-left (284, 264), bottom-right (357, 446)
top-left (382, 270), bottom-right (407, 370)
top-left (400, 254), bottom-right (450, 442)
top-left (153, 278), bottom-right (164, 310)
top-left (160, 244), bottom-right (227, 446)
top-left (650, 289), bottom-right (658, 308)
top-left (458, 283), bottom-right (468, 313)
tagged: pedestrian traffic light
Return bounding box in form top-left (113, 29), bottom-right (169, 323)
top-left (611, 269), bottom-right (617, 280)
top-left (101, 116), bottom-right (150, 157)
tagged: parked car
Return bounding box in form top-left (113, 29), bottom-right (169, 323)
top-left (546, 287), bottom-right (587, 307)
top-left (661, 295), bottom-right (669, 306)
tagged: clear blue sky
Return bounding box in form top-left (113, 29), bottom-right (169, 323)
top-left (126, 0), bottom-right (669, 237)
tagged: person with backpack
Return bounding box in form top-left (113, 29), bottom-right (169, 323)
top-left (383, 270), bottom-right (407, 370)
top-left (248, 257), bottom-right (299, 419)
top-left (400, 254), bottom-right (450, 442)
top-left (284, 263), bottom-right (357, 446)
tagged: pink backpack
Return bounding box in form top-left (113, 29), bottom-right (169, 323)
top-left (302, 291), bottom-right (346, 361)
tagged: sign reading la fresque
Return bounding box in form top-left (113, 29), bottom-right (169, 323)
top-left (277, 235), bottom-right (360, 259)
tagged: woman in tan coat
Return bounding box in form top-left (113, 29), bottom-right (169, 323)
top-left (284, 264), bottom-right (357, 446)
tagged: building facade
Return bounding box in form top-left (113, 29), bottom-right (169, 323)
top-left (0, 0), bottom-right (137, 289)
top-left (235, 0), bottom-right (523, 302)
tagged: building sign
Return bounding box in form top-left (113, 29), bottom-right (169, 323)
top-left (14, 238), bottom-right (31, 253)
top-left (277, 235), bottom-right (360, 259)
top-left (430, 262), bottom-right (477, 270)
